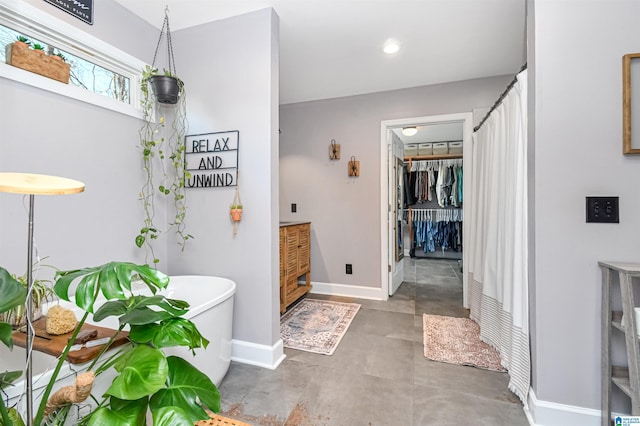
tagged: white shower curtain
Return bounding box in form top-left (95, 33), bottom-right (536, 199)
top-left (468, 69), bottom-right (529, 403)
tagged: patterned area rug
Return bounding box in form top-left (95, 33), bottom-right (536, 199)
top-left (281, 299), bottom-right (361, 355)
top-left (423, 314), bottom-right (506, 372)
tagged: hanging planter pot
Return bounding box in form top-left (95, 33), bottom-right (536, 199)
top-left (230, 183), bottom-right (242, 236)
top-left (149, 75), bottom-right (180, 104)
top-left (145, 6), bottom-right (184, 105)
top-left (230, 207), bottom-right (243, 222)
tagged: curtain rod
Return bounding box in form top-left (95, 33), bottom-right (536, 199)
top-left (473, 63), bottom-right (528, 133)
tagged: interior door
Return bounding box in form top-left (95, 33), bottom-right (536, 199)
top-left (388, 132), bottom-right (404, 295)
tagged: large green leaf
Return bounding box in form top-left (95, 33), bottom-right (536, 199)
top-left (0, 370), bottom-right (22, 390)
top-left (54, 262), bottom-right (170, 313)
top-left (149, 356), bottom-right (220, 423)
top-left (75, 272), bottom-right (100, 312)
top-left (91, 299), bottom-right (129, 321)
top-left (87, 396), bottom-right (148, 426)
top-left (0, 407), bottom-right (25, 426)
top-left (118, 297), bottom-right (188, 326)
top-left (105, 345), bottom-right (168, 400)
top-left (0, 323), bottom-right (13, 349)
top-left (0, 268), bottom-right (26, 350)
top-left (93, 295), bottom-right (189, 327)
top-left (129, 318), bottom-right (209, 351)
top-left (0, 267), bottom-right (26, 314)
top-left (152, 406), bottom-right (195, 426)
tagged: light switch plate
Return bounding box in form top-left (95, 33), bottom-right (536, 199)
top-left (586, 196), bottom-right (619, 223)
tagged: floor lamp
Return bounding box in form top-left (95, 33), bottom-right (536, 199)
top-left (0, 172), bottom-right (85, 426)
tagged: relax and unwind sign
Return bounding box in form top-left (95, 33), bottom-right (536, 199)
top-left (185, 131), bottom-right (239, 188)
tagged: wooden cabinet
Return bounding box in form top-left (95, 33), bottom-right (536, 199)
top-left (280, 222), bottom-right (312, 313)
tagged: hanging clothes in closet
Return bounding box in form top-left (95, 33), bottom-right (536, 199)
top-left (405, 159), bottom-right (463, 208)
top-left (409, 208), bottom-right (463, 258)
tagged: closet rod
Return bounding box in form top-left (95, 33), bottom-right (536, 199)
top-left (473, 62), bottom-right (527, 133)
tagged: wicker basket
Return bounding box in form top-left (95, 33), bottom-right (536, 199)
top-left (195, 413), bottom-right (253, 426)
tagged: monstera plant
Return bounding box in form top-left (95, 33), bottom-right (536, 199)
top-left (0, 261), bottom-right (219, 426)
top-left (0, 267), bottom-right (27, 426)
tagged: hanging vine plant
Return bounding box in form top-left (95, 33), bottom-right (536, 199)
top-left (136, 8), bottom-right (192, 265)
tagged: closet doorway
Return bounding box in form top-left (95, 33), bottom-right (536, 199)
top-left (380, 112), bottom-right (473, 306)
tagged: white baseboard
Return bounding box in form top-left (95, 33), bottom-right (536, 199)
top-left (309, 281), bottom-right (386, 301)
top-left (231, 338), bottom-right (286, 370)
top-left (527, 388), bottom-right (600, 425)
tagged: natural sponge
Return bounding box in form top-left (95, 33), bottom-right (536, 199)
top-left (46, 305), bottom-right (77, 335)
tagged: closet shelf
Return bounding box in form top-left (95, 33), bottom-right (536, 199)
top-left (404, 154), bottom-right (462, 161)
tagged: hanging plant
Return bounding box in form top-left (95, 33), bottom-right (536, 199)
top-left (136, 8), bottom-right (192, 265)
top-left (230, 179), bottom-right (242, 236)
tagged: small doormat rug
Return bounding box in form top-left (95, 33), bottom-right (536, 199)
top-left (281, 299), bottom-right (361, 355)
top-left (423, 314), bottom-right (506, 372)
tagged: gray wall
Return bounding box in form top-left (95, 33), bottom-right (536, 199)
top-left (20, 0), bottom-right (158, 62)
top-left (168, 8), bottom-right (280, 348)
top-left (0, 0), bottom-right (159, 276)
top-left (531, 0), bottom-right (640, 413)
top-left (280, 76), bottom-right (512, 288)
top-left (0, 2), bottom-right (280, 353)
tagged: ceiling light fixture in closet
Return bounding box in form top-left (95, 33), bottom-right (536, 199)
top-left (402, 126), bottom-right (418, 136)
top-left (383, 40), bottom-right (400, 54)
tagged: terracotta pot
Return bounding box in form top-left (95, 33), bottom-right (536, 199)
top-left (230, 208), bottom-right (242, 222)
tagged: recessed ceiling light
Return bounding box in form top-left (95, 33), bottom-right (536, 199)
top-left (383, 40), bottom-right (400, 54)
top-left (402, 127), bottom-right (418, 136)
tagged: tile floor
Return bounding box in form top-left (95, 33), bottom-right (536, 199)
top-left (217, 258), bottom-right (529, 425)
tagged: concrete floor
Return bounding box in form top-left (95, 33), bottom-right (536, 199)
top-left (216, 258), bottom-right (529, 425)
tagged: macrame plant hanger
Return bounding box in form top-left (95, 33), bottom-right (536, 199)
top-left (230, 172), bottom-right (242, 236)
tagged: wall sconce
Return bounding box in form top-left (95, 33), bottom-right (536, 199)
top-left (402, 126), bottom-right (418, 137)
top-left (348, 156), bottom-right (360, 177)
top-left (329, 139), bottom-right (340, 160)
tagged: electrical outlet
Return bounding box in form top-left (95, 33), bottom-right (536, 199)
top-left (346, 264), bottom-right (352, 274)
top-left (291, 203), bottom-right (297, 213)
top-left (586, 196), bottom-right (619, 223)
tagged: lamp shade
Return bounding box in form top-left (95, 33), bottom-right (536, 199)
top-left (0, 173), bottom-right (85, 195)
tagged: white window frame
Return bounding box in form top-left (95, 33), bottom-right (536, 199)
top-left (0, 0), bottom-right (146, 119)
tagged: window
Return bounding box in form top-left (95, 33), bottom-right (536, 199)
top-left (0, 0), bottom-right (146, 118)
top-left (0, 23), bottom-right (131, 103)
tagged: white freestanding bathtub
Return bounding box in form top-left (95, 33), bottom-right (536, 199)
top-left (156, 275), bottom-right (236, 386)
top-left (0, 275), bottom-right (235, 421)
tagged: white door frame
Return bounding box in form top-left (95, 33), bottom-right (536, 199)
top-left (380, 112), bottom-right (473, 306)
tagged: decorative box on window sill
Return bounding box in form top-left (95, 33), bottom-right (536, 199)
top-left (5, 42), bottom-right (70, 84)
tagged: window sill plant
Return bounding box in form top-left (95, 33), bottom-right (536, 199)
top-left (5, 35), bottom-right (70, 84)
